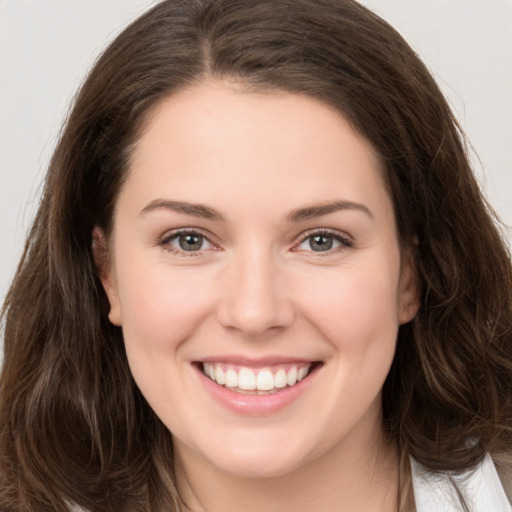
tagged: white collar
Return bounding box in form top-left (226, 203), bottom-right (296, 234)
top-left (411, 453), bottom-right (512, 511)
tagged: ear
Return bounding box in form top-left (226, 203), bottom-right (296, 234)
top-left (397, 251), bottom-right (421, 325)
top-left (92, 227), bottom-right (122, 326)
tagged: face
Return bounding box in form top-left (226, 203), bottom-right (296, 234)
top-left (98, 80), bottom-right (419, 480)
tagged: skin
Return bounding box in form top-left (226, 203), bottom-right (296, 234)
top-left (97, 79), bottom-right (420, 512)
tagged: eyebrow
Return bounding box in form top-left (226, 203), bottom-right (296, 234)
top-left (139, 199), bottom-right (373, 222)
top-left (286, 200), bottom-right (374, 222)
top-left (140, 199), bottom-right (224, 221)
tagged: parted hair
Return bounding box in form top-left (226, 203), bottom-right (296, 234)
top-left (1, 1), bottom-right (511, 510)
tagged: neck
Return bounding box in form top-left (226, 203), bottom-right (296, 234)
top-left (173, 420), bottom-right (399, 512)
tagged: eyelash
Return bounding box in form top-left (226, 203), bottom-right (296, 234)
top-left (159, 228), bottom-right (217, 257)
top-left (295, 229), bottom-right (353, 255)
top-left (158, 228), bottom-right (353, 256)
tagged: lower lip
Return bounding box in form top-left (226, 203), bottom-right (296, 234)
top-left (195, 365), bottom-right (320, 416)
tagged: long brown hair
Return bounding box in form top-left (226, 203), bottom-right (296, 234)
top-left (1, 1), bottom-right (511, 510)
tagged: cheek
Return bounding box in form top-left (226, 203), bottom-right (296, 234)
top-left (297, 263), bottom-right (401, 353)
top-left (295, 264), bottom-right (401, 421)
top-left (115, 258), bottom-right (218, 351)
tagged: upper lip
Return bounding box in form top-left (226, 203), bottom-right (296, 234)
top-left (197, 355), bottom-right (319, 367)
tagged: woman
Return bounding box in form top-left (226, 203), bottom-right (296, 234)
top-left (1, 1), bottom-right (511, 511)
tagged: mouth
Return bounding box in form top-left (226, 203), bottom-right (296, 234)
top-left (197, 361), bottom-right (322, 395)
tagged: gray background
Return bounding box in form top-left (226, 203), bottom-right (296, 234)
top-left (1, 0), bottom-right (511, 316)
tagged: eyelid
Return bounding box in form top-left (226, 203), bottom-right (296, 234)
top-left (293, 228), bottom-right (353, 252)
top-left (156, 227), bottom-right (353, 255)
top-left (158, 227), bottom-right (220, 254)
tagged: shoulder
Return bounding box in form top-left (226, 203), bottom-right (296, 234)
top-left (411, 453), bottom-right (512, 512)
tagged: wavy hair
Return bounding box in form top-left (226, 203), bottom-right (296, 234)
top-left (1, 1), bottom-right (511, 510)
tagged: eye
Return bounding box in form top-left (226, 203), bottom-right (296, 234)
top-left (162, 230), bottom-right (215, 253)
top-left (296, 230), bottom-right (352, 253)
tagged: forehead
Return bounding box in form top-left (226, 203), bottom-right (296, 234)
top-left (120, 80), bottom-right (392, 223)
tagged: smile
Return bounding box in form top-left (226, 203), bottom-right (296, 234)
top-left (201, 362), bottom-right (315, 395)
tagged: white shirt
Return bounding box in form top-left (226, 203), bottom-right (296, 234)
top-left (411, 453), bottom-right (512, 512)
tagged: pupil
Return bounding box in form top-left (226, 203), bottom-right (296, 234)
top-left (179, 233), bottom-right (203, 251)
top-left (311, 235), bottom-right (332, 251)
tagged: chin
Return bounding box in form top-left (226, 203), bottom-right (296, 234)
top-left (209, 451), bottom-right (307, 479)
top-left (179, 427), bottom-right (315, 479)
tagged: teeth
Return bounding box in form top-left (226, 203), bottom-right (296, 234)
top-left (256, 369), bottom-right (274, 391)
top-left (287, 367), bottom-right (297, 386)
top-left (202, 362), bottom-right (312, 393)
top-left (239, 368), bottom-right (256, 390)
top-left (225, 368), bottom-right (238, 387)
top-left (215, 366), bottom-right (225, 385)
top-left (274, 369), bottom-right (287, 388)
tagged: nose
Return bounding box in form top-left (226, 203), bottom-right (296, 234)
top-left (216, 249), bottom-right (295, 338)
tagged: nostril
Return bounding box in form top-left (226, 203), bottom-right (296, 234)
top-left (216, 295), bottom-right (295, 337)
